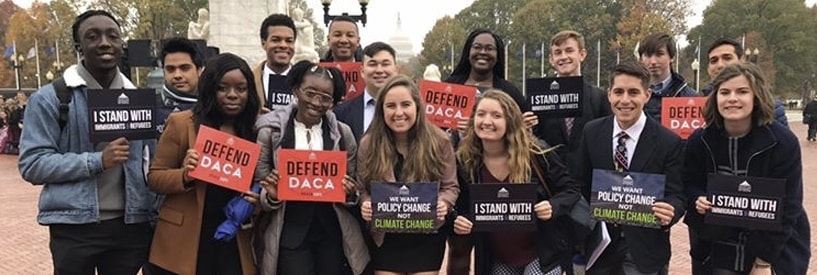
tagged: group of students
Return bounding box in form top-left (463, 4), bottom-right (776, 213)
top-left (17, 8), bottom-right (810, 275)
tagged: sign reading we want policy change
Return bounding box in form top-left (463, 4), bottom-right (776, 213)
top-left (371, 182), bottom-right (439, 233)
top-left (591, 170), bottom-right (665, 228)
top-left (87, 89), bottom-right (157, 143)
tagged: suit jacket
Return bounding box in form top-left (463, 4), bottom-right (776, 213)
top-left (574, 115), bottom-right (686, 273)
top-left (147, 111), bottom-right (255, 275)
top-left (253, 61), bottom-right (267, 113)
top-left (333, 94), bottom-right (365, 141)
top-left (537, 80), bottom-right (612, 173)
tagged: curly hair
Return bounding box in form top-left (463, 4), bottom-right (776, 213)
top-left (456, 90), bottom-right (548, 183)
top-left (358, 75), bottom-right (450, 184)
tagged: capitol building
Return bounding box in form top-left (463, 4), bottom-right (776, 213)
top-left (388, 14), bottom-right (415, 63)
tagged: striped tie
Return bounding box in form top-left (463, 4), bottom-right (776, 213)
top-left (615, 131), bottom-right (629, 172)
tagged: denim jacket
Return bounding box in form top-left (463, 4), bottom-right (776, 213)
top-left (18, 64), bottom-right (157, 225)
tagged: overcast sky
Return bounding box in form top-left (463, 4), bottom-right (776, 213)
top-left (11, 0), bottom-right (817, 53)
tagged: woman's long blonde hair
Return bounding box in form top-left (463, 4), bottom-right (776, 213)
top-left (358, 75), bottom-right (450, 184)
top-left (456, 90), bottom-right (548, 183)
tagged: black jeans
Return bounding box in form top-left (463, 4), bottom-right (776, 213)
top-left (49, 217), bottom-right (152, 275)
top-left (807, 120), bottom-right (817, 140)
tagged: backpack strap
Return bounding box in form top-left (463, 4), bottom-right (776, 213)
top-left (52, 77), bottom-right (72, 130)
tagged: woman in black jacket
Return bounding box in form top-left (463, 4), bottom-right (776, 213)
top-left (452, 90), bottom-right (580, 275)
top-left (685, 63), bottom-right (810, 275)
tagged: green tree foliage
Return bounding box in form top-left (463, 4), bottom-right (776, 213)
top-left (454, 0), bottom-right (532, 38)
top-left (419, 16), bottom-right (466, 77)
top-left (688, 0), bottom-right (817, 96)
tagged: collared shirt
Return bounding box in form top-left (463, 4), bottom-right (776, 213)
top-left (294, 119), bottom-right (323, 150)
top-left (262, 63), bottom-right (291, 101)
top-left (611, 111), bottom-right (647, 167)
top-left (363, 90), bottom-right (375, 132)
top-left (650, 75), bottom-right (672, 96)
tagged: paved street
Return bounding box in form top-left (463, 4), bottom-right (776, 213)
top-left (1, 118), bottom-right (816, 274)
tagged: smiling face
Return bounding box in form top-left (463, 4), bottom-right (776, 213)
top-left (708, 44), bottom-right (740, 78)
top-left (716, 75), bottom-right (754, 127)
top-left (382, 85), bottom-right (417, 137)
top-left (77, 15), bottom-right (124, 75)
top-left (327, 21), bottom-right (360, 62)
top-left (294, 74), bottom-right (334, 126)
top-left (362, 50), bottom-right (397, 96)
top-left (216, 69), bottom-right (249, 118)
top-left (469, 33), bottom-right (498, 75)
top-left (473, 98), bottom-right (507, 142)
top-left (609, 74), bottom-right (651, 129)
top-left (262, 26), bottom-right (295, 71)
top-left (549, 37), bottom-right (586, 77)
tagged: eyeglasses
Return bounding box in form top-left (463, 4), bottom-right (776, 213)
top-left (471, 43), bottom-right (497, 53)
top-left (300, 88), bottom-right (334, 105)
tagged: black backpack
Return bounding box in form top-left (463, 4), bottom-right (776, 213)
top-left (51, 77), bottom-right (72, 131)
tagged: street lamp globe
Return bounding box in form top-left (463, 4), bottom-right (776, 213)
top-left (321, 0), bottom-right (331, 4)
top-left (753, 48), bottom-right (760, 56)
top-left (46, 71), bottom-right (54, 81)
top-left (691, 59), bottom-right (700, 71)
top-left (359, 0), bottom-right (369, 3)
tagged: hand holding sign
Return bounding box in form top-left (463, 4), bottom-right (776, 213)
top-left (652, 201), bottom-right (675, 225)
top-left (361, 200), bottom-right (372, 221)
top-left (102, 137), bottom-right (130, 170)
top-left (523, 111), bottom-right (539, 129)
top-left (534, 200), bottom-right (553, 221)
top-left (182, 149), bottom-right (200, 184)
top-left (696, 196), bottom-right (712, 214)
top-left (260, 170), bottom-right (281, 201)
top-left (343, 175), bottom-right (358, 196)
top-left (437, 199), bottom-right (449, 221)
top-left (453, 216), bottom-right (473, 235)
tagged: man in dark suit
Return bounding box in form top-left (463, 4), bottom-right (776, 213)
top-left (332, 42), bottom-right (398, 141)
top-left (574, 62), bottom-right (686, 275)
top-left (536, 30), bottom-right (612, 173)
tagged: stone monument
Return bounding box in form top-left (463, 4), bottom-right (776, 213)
top-left (187, 8), bottom-right (210, 40)
top-left (423, 64), bottom-right (442, 82)
top-left (209, 0), bottom-right (292, 66)
top-left (291, 8), bottom-right (319, 63)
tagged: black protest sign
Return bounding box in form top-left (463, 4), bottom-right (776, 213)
top-left (87, 89), bottom-right (157, 142)
top-left (590, 169), bottom-right (665, 228)
top-left (705, 174), bottom-right (785, 231)
top-left (526, 76), bottom-right (584, 118)
top-left (267, 75), bottom-right (292, 110)
top-left (469, 183), bottom-right (538, 232)
top-left (371, 182), bottom-right (439, 233)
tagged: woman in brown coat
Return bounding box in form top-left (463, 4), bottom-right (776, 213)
top-left (146, 53), bottom-right (261, 275)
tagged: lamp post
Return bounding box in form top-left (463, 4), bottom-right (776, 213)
top-left (46, 71), bottom-right (54, 82)
top-left (10, 54), bottom-right (25, 91)
top-left (691, 58), bottom-right (700, 92)
top-left (745, 47), bottom-right (760, 63)
top-left (53, 60), bottom-right (65, 76)
top-left (321, 0), bottom-right (369, 27)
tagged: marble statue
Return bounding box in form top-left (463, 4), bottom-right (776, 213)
top-left (291, 8), bottom-right (319, 63)
top-left (188, 8), bottom-right (210, 40)
top-left (423, 64), bottom-right (442, 82)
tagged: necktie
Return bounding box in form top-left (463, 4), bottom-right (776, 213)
top-left (615, 131), bottom-right (629, 172)
top-left (565, 117), bottom-right (575, 137)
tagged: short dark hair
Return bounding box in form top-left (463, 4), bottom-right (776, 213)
top-left (362, 42), bottom-right (396, 60)
top-left (328, 16), bottom-right (359, 33)
top-left (450, 29), bottom-right (508, 80)
top-left (161, 38), bottom-right (203, 68)
top-left (193, 53), bottom-right (260, 142)
top-left (259, 14), bottom-right (296, 41)
top-left (707, 38), bottom-right (743, 59)
top-left (638, 33), bottom-right (676, 59)
top-left (608, 62), bottom-right (650, 91)
top-left (72, 10), bottom-right (120, 45)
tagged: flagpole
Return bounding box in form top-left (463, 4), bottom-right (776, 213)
top-left (540, 42), bottom-right (545, 77)
top-left (35, 39), bottom-right (42, 87)
top-left (597, 39), bottom-right (601, 86)
top-left (13, 40), bottom-right (19, 90)
top-left (505, 40), bottom-right (510, 80)
top-left (696, 38), bottom-right (701, 92)
top-left (522, 43), bottom-right (527, 96)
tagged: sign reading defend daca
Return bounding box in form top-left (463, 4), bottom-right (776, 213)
top-left (277, 149), bottom-right (348, 203)
top-left (189, 125), bottom-right (261, 192)
top-left (419, 80), bottom-right (476, 129)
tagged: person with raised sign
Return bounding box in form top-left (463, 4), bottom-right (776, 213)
top-left (146, 53), bottom-right (261, 275)
top-left (253, 60), bottom-right (368, 275)
top-left (684, 63), bottom-right (810, 275)
top-left (451, 90), bottom-right (580, 275)
top-left (445, 29), bottom-right (537, 133)
top-left (254, 14), bottom-right (296, 114)
top-left (18, 10), bottom-right (156, 275)
top-left (574, 62), bottom-right (685, 275)
top-left (357, 75), bottom-right (459, 274)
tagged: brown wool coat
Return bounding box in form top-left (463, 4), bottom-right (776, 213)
top-left (147, 110), bottom-right (256, 275)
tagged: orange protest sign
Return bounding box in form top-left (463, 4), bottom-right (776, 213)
top-left (319, 62), bottom-right (364, 102)
top-left (419, 80), bottom-right (477, 129)
top-left (189, 125), bottom-right (261, 192)
top-left (277, 149), bottom-right (348, 203)
top-left (661, 97), bottom-right (707, 139)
